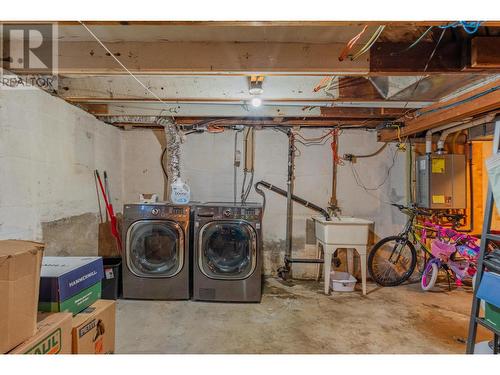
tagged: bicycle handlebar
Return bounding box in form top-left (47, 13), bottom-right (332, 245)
top-left (391, 203), bottom-right (432, 217)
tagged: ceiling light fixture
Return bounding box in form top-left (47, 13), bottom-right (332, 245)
top-left (250, 97), bottom-right (262, 107)
top-left (249, 75), bottom-right (264, 108)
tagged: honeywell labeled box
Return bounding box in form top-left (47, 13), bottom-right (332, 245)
top-left (9, 312), bottom-right (72, 354)
top-left (38, 257), bottom-right (104, 314)
top-left (0, 240), bottom-right (44, 353)
top-left (72, 300), bottom-right (116, 354)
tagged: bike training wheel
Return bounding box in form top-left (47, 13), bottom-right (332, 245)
top-left (421, 260), bottom-right (439, 291)
top-left (368, 236), bottom-right (417, 287)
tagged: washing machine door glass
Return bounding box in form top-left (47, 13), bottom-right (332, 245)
top-left (199, 221), bottom-right (257, 279)
top-left (126, 220), bottom-right (184, 278)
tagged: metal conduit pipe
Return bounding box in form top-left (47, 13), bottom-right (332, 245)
top-left (254, 181), bottom-right (331, 221)
top-left (437, 113), bottom-right (497, 152)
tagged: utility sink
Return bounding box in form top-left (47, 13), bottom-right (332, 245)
top-left (313, 216), bottom-right (373, 245)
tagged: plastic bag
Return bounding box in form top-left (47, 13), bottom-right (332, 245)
top-left (486, 153), bottom-right (500, 215)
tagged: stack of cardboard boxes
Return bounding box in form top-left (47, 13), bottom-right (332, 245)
top-left (0, 240), bottom-right (117, 354)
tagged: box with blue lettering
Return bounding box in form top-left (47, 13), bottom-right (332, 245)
top-left (38, 257), bottom-right (104, 315)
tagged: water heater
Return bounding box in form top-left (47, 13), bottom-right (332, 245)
top-left (416, 154), bottom-right (467, 209)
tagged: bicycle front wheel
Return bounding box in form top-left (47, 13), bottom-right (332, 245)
top-left (368, 236), bottom-right (417, 287)
top-left (421, 259), bottom-right (439, 291)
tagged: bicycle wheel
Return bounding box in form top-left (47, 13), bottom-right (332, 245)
top-left (368, 236), bottom-right (417, 287)
top-left (421, 259), bottom-right (439, 291)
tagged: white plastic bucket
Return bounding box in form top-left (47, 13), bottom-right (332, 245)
top-left (330, 271), bottom-right (357, 292)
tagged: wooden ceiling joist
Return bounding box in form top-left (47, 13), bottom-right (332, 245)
top-left (320, 107), bottom-right (405, 119)
top-left (471, 37), bottom-right (500, 69)
top-left (54, 41), bottom-right (368, 75)
top-left (104, 117), bottom-right (381, 129)
top-left (33, 39), bottom-right (499, 76)
top-left (378, 79), bottom-right (500, 141)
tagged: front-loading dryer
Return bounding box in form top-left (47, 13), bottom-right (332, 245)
top-left (192, 202), bottom-right (263, 302)
top-left (122, 203), bottom-right (190, 300)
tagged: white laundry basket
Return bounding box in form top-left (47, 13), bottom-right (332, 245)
top-left (330, 271), bottom-right (357, 292)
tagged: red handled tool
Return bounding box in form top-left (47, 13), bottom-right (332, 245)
top-left (95, 170), bottom-right (122, 253)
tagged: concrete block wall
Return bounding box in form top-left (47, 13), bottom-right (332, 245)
top-left (122, 127), bottom-right (407, 277)
top-left (0, 87), bottom-right (123, 255)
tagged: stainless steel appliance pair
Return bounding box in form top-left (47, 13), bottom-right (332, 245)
top-left (121, 202), bottom-right (263, 302)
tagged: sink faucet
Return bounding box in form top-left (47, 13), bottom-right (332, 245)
top-left (328, 204), bottom-right (342, 220)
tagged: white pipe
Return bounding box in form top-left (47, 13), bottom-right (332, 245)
top-left (425, 121), bottom-right (466, 154)
top-left (437, 113), bottom-right (497, 152)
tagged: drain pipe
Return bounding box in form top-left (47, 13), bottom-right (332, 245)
top-left (436, 114), bottom-right (496, 153)
top-left (285, 130), bottom-right (295, 278)
top-left (425, 121), bottom-right (467, 154)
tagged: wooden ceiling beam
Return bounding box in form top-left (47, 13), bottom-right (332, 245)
top-left (104, 117), bottom-right (381, 128)
top-left (18, 21), bottom-right (500, 27)
top-left (320, 107), bottom-right (405, 118)
top-left (371, 38), bottom-right (500, 74)
top-left (471, 37), bottom-right (500, 69)
top-left (378, 79), bottom-right (500, 141)
top-left (51, 41), bottom-right (368, 75)
top-left (5, 40), bottom-right (494, 76)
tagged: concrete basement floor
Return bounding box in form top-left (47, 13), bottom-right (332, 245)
top-left (115, 277), bottom-right (491, 354)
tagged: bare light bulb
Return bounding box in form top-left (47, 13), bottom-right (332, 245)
top-left (250, 97), bottom-right (262, 107)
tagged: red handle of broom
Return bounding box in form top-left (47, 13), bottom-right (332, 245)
top-left (95, 170), bottom-right (122, 253)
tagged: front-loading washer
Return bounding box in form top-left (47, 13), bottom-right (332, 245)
top-left (192, 202), bottom-right (263, 302)
top-left (122, 203), bottom-right (190, 300)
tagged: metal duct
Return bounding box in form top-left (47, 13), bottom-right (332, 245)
top-left (157, 117), bottom-right (182, 184)
top-left (98, 115), bottom-right (160, 124)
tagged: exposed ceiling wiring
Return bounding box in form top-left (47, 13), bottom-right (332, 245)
top-left (350, 25), bottom-right (386, 61)
top-left (390, 26), bottom-right (434, 56)
top-left (438, 21), bottom-right (482, 34)
top-left (338, 25), bottom-right (368, 62)
top-left (399, 27), bottom-right (447, 121)
top-left (414, 85), bottom-right (500, 118)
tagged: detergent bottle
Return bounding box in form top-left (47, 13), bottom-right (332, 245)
top-left (170, 178), bottom-right (191, 204)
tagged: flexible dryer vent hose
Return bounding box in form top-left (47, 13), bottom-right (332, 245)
top-left (254, 181), bottom-right (331, 221)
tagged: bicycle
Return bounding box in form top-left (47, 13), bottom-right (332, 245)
top-left (420, 227), bottom-right (480, 291)
top-left (367, 204), bottom-right (436, 287)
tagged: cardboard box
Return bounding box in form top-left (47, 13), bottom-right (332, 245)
top-left (72, 300), bottom-right (116, 354)
top-left (9, 312), bottom-right (72, 354)
top-left (39, 256), bottom-right (104, 314)
top-left (39, 282), bottom-right (102, 315)
top-left (0, 240), bottom-right (44, 353)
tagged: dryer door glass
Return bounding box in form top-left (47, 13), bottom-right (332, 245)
top-left (199, 221), bottom-right (257, 279)
top-left (127, 220), bottom-right (184, 278)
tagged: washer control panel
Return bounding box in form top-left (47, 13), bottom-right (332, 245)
top-left (124, 204), bottom-right (189, 220)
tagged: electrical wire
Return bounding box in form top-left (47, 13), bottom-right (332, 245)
top-left (439, 21), bottom-right (482, 34)
top-left (338, 25), bottom-right (368, 62)
top-left (415, 85), bottom-right (500, 118)
top-left (391, 26), bottom-right (434, 56)
top-left (350, 25), bottom-right (386, 61)
top-left (207, 125), bottom-right (225, 133)
top-left (399, 27), bottom-right (447, 121)
top-left (79, 21), bottom-right (176, 123)
top-left (350, 145), bottom-right (399, 192)
top-left (350, 142), bottom-right (388, 158)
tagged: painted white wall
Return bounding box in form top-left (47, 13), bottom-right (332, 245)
top-left (121, 127), bottom-right (407, 275)
top-left (0, 85), bottom-right (406, 270)
top-left (0, 87), bottom-right (123, 241)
